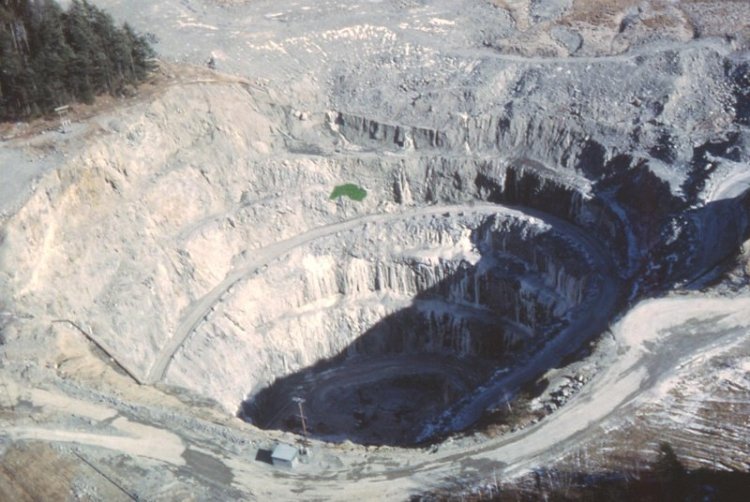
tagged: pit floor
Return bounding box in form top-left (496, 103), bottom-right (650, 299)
top-left (247, 353), bottom-right (496, 446)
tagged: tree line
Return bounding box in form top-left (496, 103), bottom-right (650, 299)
top-left (0, 0), bottom-right (156, 121)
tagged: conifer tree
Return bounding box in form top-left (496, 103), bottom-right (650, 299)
top-left (0, 0), bottom-right (155, 121)
top-left (25, 0), bottom-right (73, 111)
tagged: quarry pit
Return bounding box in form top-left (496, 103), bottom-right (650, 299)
top-left (238, 207), bottom-right (614, 446)
top-left (1, 0), bottom-right (750, 500)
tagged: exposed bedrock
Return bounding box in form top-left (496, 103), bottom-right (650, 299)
top-left (332, 101), bottom-right (750, 291)
top-left (1, 44), bottom-right (749, 446)
top-left (230, 212), bottom-right (607, 445)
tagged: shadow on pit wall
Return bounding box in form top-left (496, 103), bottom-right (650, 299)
top-left (240, 159), bottom-right (750, 447)
top-left (239, 216), bottom-right (610, 446)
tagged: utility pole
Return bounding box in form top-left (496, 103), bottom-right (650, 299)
top-left (292, 396), bottom-right (309, 454)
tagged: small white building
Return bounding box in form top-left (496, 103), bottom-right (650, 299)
top-left (271, 443), bottom-right (298, 468)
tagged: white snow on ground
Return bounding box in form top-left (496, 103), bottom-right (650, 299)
top-left (459, 294), bottom-right (750, 480)
top-left (618, 296), bottom-right (750, 347)
top-left (177, 20), bottom-right (219, 31)
top-left (1, 0), bottom-right (749, 498)
top-left (705, 159), bottom-right (750, 202)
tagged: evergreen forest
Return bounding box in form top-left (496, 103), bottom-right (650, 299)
top-left (0, 0), bottom-right (155, 121)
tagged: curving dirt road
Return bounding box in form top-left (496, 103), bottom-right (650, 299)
top-left (2, 2), bottom-right (746, 498)
top-left (240, 294), bottom-right (750, 499)
top-left (5, 294), bottom-right (749, 500)
top-left (145, 201), bottom-right (619, 385)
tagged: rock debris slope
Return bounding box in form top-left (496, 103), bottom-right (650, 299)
top-left (1, 0), bottom-right (749, 499)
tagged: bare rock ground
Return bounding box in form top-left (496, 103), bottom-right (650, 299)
top-left (1, 0), bottom-right (750, 500)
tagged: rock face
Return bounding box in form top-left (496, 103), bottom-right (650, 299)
top-left (169, 209), bottom-right (605, 421)
top-left (231, 209), bottom-right (614, 445)
top-left (0, 0), bottom-right (749, 472)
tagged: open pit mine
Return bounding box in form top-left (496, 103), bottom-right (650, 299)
top-left (1, 0), bottom-right (750, 500)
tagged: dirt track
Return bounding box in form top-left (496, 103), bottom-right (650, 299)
top-left (146, 201), bottom-right (618, 385)
top-left (4, 295), bottom-right (750, 500)
top-left (2, 0), bottom-right (749, 499)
